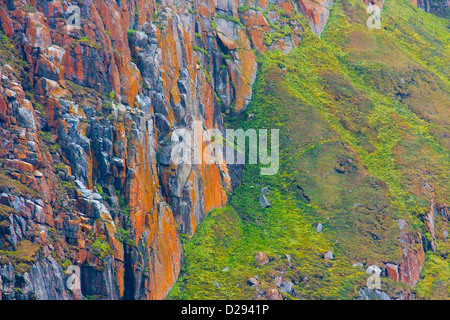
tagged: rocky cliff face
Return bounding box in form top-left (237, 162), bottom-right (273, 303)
top-left (0, 0), bottom-right (337, 300)
top-left (412, 0), bottom-right (449, 16)
top-left (363, 0), bottom-right (449, 16)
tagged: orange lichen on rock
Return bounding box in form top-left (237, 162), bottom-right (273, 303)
top-left (201, 161), bottom-right (228, 215)
top-left (240, 9), bottom-right (270, 52)
top-left (218, 29), bottom-right (257, 113)
top-left (24, 12), bottom-right (52, 50)
top-left (146, 199), bottom-right (182, 300)
top-left (0, 7), bottom-right (14, 37)
top-left (397, 220), bottom-right (425, 287)
top-left (295, 0), bottom-right (333, 36)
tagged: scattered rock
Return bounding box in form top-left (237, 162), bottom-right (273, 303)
top-left (357, 288), bottom-right (391, 300)
top-left (315, 222), bottom-right (323, 233)
top-left (323, 250), bottom-right (333, 260)
top-left (398, 219), bottom-right (408, 230)
top-left (259, 195), bottom-right (270, 208)
top-left (285, 254), bottom-right (292, 267)
top-left (247, 275), bottom-right (259, 287)
top-left (266, 288), bottom-right (282, 300)
top-left (385, 263), bottom-right (399, 282)
top-left (255, 251), bottom-right (269, 265)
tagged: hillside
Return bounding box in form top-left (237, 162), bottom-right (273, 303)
top-left (0, 0), bottom-right (448, 300)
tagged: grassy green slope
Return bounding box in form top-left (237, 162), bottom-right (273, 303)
top-left (169, 0), bottom-right (449, 300)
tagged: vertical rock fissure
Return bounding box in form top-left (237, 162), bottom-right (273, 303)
top-left (122, 245), bottom-right (135, 300)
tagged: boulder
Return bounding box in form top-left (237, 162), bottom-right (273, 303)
top-left (274, 275), bottom-right (294, 294)
top-left (323, 250), bottom-right (333, 260)
top-left (266, 288), bottom-right (282, 300)
top-left (316, 222), bottom-right (323, 233)
top-left (255, 251), bottom-right (269, 265)
top-left (247, 275), bottom-right (259, 286)
top-left (259, 195), bottom-right (270, 208)
top-left (385, 263), bottom-right (399, 282)
top-left (261, 187), bottom-right (269, 196)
